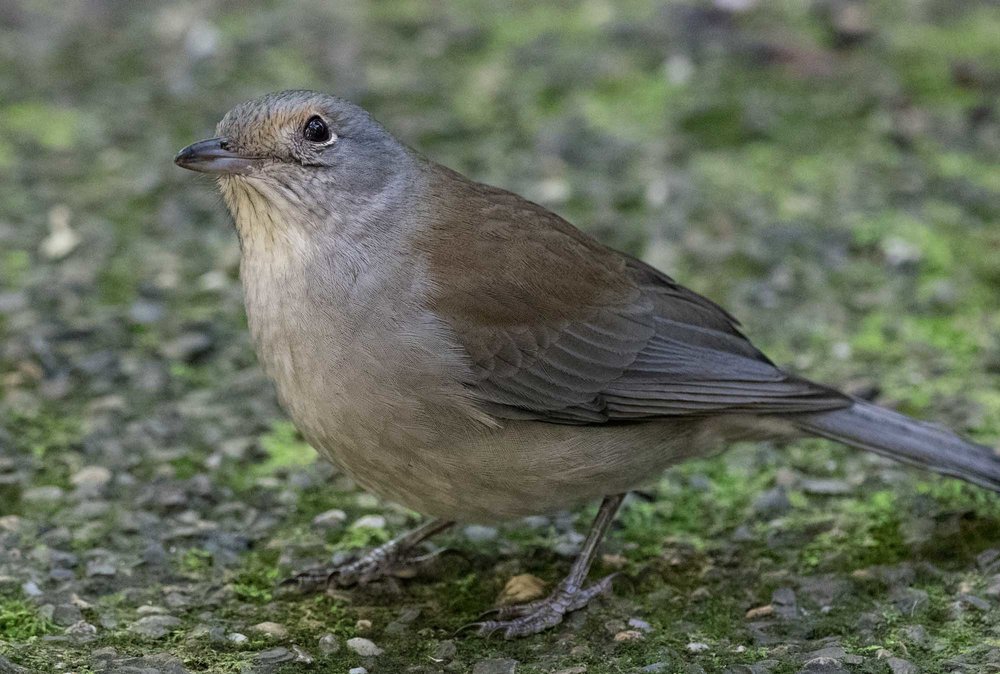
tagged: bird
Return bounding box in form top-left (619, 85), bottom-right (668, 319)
top-left (175, 90), bottom-right (1000, 638)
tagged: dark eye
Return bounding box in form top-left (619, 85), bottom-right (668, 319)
top-left (303, 116), bottom-right (332, 143)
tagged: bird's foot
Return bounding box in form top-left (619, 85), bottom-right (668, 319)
top-left (281, 543), bottom-right (441, 593)
top-left (468, 573), bottom-right (616, 638)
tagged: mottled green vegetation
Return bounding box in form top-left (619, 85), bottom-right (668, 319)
top-left (0, 597), bottom-right (56, 641)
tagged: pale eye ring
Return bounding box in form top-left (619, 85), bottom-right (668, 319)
top-left (303, 115), bottom-right (334, 144)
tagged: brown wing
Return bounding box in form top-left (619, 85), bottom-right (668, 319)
top-left (415, 165), bottom-right (849, 424)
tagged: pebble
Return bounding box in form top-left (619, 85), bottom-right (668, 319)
top-left (51, 603), bottom-right (83, 626)
top-left (687, 642), bottom-right (710, 653)
top-left (348, 669), bottom-right (368, 674)
top-left (251, 621), bottom-right (288, 639)
top-left (350, 514), bottom-right (386, 530)
top-left (497, 574), bottom-right (546, 605)
top-left (800, 479), bottom-right (852, 496)
top-left (798, 660), bottom-right (849, 674)
top-left (771, 587), bottom-right (798, 619)
top-left (0, 655), bottom-right (28, 674)
top-left (22, 485), bottom-right (64, 504)
top-left (128, 614), bottom-right (181, 639)
top-left (473, 659), bottom-right (518, 674)
top-left (70, 465), bottom-right (112, 490)
top-left (628, 617), bottom-right (653, 632)
top-left (745, 604), bottom-right (774, 620)
top-left (64, 620), bottom-right (98, 638)
top-left (433, 639), bottom-right (457, 662)
top-left (640, 664), bottom-right (669, 673)
top-left (317, 633), bottom-right (340, 654)
top-left (228, 632), bottom-right (249, 644)
top-left (463, 524), bottom-right (499, 542)
top-left (752, 488), bottom-right (790, 517)
top-left (346, 637), bottom-right (383, 657)
top-left (160, 331), bottom-right (215, 362)
top-left (85, 558), bottom-right (117, 577)
top-left (311, 508), bottom-right (347, 528)
top-left (254, 647), bottom-right (294, 667)
top-left (957, 593), bottom-right (990, 611)
top-left (886, 658), bottom-right (919, 674)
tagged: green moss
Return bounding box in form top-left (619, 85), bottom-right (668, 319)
top-left (257, 421), bottom-right (317, 474)
top-left (229, 551), bottom-right (281, 604)
top-left (0, 598), bottom-right (56, 641)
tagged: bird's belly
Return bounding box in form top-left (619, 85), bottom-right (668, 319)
top-left (310, 417), bottom-right (733, 523)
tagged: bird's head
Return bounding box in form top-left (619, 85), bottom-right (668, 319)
top-left (175, 90), bottom-right (412, 239)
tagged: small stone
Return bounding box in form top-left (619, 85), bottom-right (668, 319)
top-left (799, 660), bottom-right (849, 674)
top-left (802, 646), bottom-right (846, 661)
top-left (640, 665), bottom-right (669, 673)
top-left (497, 574), bottom-right (546, 605)
top-left (976, 548), bottom-right (1000, 572)
top-left (346, 637), bottom-right (383, 657)
top-left (886, 658), bottom-right (919, 674)
top-left (21, 581), bottom-right (42, 597)
top-left (602, 553), bottom-right (628, 568)
top-left (752, 488), bottom-right (790, 517)
top-left (771, 587), bottom-right (797, 619)
top-left (317, 633), bottom-right (340, 654)
top-left (64, 620), bottom-right (97, 638)
top-left (473, 659), bottom-right (518, 674)
top-left (0, 516), bottom-right (23, 533)
top-left (958, 594), bottom-right (990, 611)
top-left (85, 559), bottom-right (116, 577)
top-left (901, 624), bottom-right (928, 645)
top-left (628, 617), bottom-right (653, 632)
top-left (800, 479), bottom-right (852, 496)
top-left (22, 485), bottom-right (64, 504)
top-left (614, 629), bottom-right (644, 641)
top-left (745, 604), bottom-right (773, 620)
top-left (255, 647), bottom-right (294, 666)
top-left (355, 618), bottom-right (373, 632)
top-left (311, 509), bottom-right (347, 528)
top-left (228, 632), bottom-right (248, 644)
top-left (160, 331), bottom-right (215, 363)
top-left (70, 466), bottom-right (112, 490)
top-left (251, 621), bottom-right (288, 639)
top-left (51, 603), bottom-right (83, 626)
top-left (350, 514), bottom-right (386, 530)
top-left (129, 614), bottom-right (181, 639)
top-left (0, 655), bottom-right (29, 674)
top-left (39, 205), bottom-right (79, 259)
top-left (687, 642), bottom-right (710, 653)
top-left (348, 669), bottom-right (368, 674)
top-left (554, 668), bottom-right (587, 674)
top-left (432, 639), bottom-right (457, 662)
top-left (463, 524), bottom-right (499, 542)
top-left (291, 646), bottom-right (313, 664)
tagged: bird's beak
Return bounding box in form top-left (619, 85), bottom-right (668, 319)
top-left (174, 138), bottom-right (262, 175)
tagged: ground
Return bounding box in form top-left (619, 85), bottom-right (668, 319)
top-left (1, 1), bottom-right (1000, 672)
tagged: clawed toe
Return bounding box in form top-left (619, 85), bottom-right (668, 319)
top-left (469, 573), bottom-right (616, 639)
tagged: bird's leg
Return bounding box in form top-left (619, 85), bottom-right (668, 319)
top-left (283, 518), bottom-right (454, 591)
top-left (471, 493), bottom-right (625, 639)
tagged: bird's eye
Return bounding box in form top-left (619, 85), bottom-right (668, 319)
top-left (303, 116), bottom-right (332, 143)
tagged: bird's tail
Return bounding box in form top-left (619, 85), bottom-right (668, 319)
top-left (795, 400), bottom-right (1000, 492)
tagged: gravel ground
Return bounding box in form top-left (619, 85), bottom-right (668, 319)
top-left (1, 1), bottom-right (1000, 672)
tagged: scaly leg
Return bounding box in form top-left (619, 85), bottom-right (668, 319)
top-left (283, 518), bottom-right (454, 591)
top-left (471, 494), bottom-right (625, 638)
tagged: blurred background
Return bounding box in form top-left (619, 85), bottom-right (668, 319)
top-left (1, 1), bottom-right (999, 672)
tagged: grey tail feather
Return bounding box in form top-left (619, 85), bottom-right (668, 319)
top-left (795, 399), bottom-right (1000, 492)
